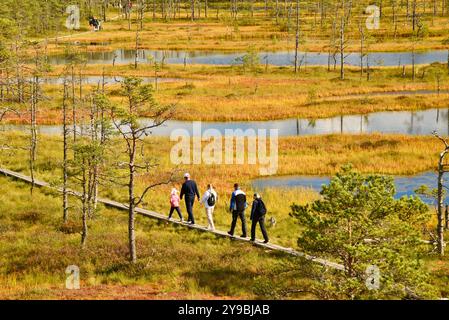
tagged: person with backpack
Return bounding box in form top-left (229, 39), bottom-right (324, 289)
top-left (180, 173), bottom-right (200, 225)
top-left (88, 16), bottom-right (101, 31)
top-left (228, 183), bottom-right (248, 238)
top-left (168, 188), bottom-right (183, 222)
top-left (201, 184), bottom-right (218, 231)
top-left (250, 193), bottom-right (269, 243)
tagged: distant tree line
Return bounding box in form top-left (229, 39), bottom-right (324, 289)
top-left (0, 0), bottom-right (449, 37)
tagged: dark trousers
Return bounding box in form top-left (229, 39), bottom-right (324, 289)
top-left (185, 196), bottom-right (195, 224)
top-left (230, 210), bottom-right (247, 236)
top-left (168, 207), bottom-right (183, 220)
top-left (251, 215), bottom-right (269, 242)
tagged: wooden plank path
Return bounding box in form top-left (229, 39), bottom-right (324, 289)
top-left (0, 167), bottom-right (345, 272)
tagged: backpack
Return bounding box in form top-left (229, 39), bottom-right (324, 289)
top-left (207, 192), bottom-right (216, 207)
top-left (258, 199), bottom-right (267, 216)
top-left (233, 190), bottom-right (247, 211)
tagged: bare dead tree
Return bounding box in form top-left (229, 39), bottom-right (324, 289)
top-left (70, 141), bottom-right (101, 247)
top-left (327, 16), bottom-right (337, 72)
top-left (433, 131), bottom-right (449, 256)
top-left (80, 148), bottom-right (89, 247)
top-left (411, 18), bottom-right (425, 81)
top-left (339, 16), bottom-right (347, 80)
top-left (127, 0), bottom-right (132, 30)
top-left (134, 27), bottom-right (140, 69)
top-left (88, 92), bottom-right (112, 216)
top-left (412, 0), bottom-right (418, 31)
top-left (29, 71), bottom-right (37, 194)
top-left (358, 19), bottom-right (366, 78)
top-left (294, 0), bottom-right (301, 73)
top-left (62, 81), bottom-right (70, 223)
top-left (28, 42), bottom-right (49, 195)
top-left (67, 90), bottom-right (112, 246)
top-left (138, 0), bottom-right (146, 29)
top-left (392, 0), bottom-right (398, 38)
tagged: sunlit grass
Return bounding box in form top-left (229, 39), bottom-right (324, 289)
top-left (0, 132), bottom-right (442, 246)
top-left (37, 7), bottom-right (449, 54)
top-left (2, 132), bottom-right (449, 299)
top-left (2, 63), bottom-right (449, 124)
top-left (0, 177), bottom-right (312, 299)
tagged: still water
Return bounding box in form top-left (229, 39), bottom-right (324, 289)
top-left (3, 108), bottom-right (449, 137)
top-left (252, 171), bottom-right (443, 204)
top-left (47, 49), bottom-right (449, 67)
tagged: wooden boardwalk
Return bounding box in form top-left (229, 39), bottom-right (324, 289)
top-left (0, 167), bottom-right (345, 272)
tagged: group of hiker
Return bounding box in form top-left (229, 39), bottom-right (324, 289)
top-left (169, 173), bottom-right (269, 244)
top-left (88, 16), bottom-right (102, 31)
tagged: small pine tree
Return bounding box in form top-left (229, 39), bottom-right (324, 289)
top-left (111, 77), bottom-right (176, 263)
top-left (290, 165), bottom-right (436, 299)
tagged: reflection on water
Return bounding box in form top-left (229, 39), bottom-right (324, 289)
top-left (46, 49), bottom-right (449, 67)
top-left (2, 108), bottom-right (449, 137)
top-left (325, 90), bottom-right (449, 100)
top-left (252, 171), bottom-right (445, 204)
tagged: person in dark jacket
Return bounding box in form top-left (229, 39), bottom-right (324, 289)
top-left (180, 173), bottom-right (200, 225)
top-left (88, 16), bottom-right (100, 31)
top-left (250, 193), bottom-right (269, 243)
top-left (228, 183), bottom-right (248, 238)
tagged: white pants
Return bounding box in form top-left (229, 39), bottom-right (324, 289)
top-left (205, 207), bottom-right (215, 231)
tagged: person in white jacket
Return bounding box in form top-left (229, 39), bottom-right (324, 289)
top-left (201, 184), bottom-right (218, 231)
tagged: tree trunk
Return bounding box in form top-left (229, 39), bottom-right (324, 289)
top-left (81, 158), bottom-right (88, 247)
top-left (128, 0), bottom-right (132, 30)
top-left (393, 0), bottom-right (398, 38)
top-left (359, 21), bottom-right (364, 77)
top-left (29, 76), bottom-right (38, 194)
top-left (412, 45), bottom-right (416, 81)
top-left (128, 137), bottom-right (137, 263)
top-left (437, 152), bottom-right (446, 256)
top-left (340, 17), bottom-right (345, 80)
top-left (153, 0), bottom-right (156, 19)
top-left (71, 66), bottom-right (77, 143)
top-left (275, 0), bottom-right (279, 22)
top-left (294, 0), bottom-right (300, 73)
top-left (412, 0), bottom-right (417, 31)
top-left (139, 0), bottom-right (144, 29)
top-left (103, 0), bottom-right (108, 21)
top-left (134, 29), bottom-right (140, 69)
top-left (445, 205), bottom-right (449, 230)
top-left (63, 82), bottom-right (69, 223)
